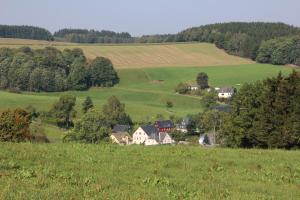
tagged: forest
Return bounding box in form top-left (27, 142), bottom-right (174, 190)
top-left (54, 28), bottom-right (134, 43)
top-left (0, 25), bottom-right (53, 41)
top-left (256, 35), bottom-right (300, 65)
top-left (219, 71), bottom-right (300, 149)
top-left (0, 47), bottom-right (119, 92)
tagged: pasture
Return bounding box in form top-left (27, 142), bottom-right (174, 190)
top-left (0, 64), bottom-right (294, 122)
top-left (0, 143), bottom-right (299, 199)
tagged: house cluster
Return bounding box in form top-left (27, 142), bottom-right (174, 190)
top-left (110, 104), bottom-right (232, 147)
top-left (110, 120), bottom-right (175, 146)
top-left (189, 84), bottom-right (234, 99)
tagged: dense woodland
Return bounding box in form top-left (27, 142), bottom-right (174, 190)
top-left (219, 71), bottom-right (300, 149)
top-left (54, 29), bottom-right (134, 43)
top-left (0, 47), bottom-right (119, 92)
top-left (0, 25), bottom-right (53, 41)
top-left (256, 36), bottom-right (300, 65)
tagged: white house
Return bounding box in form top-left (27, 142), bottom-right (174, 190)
top-left (132, 125), bottom-right (160, 146)
top-left (176, 117), bottom-right (190, 133)
top-left (217, 87), bottom-right (234, 99)
top-left (132, 125), bottom-right (174, 146)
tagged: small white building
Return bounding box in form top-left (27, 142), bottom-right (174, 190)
top-left (190, 84), bottom-right (199, 91)
top-left (176, 117), bottom-right (190, 133)
top-left (217, 87), bottom-right (234, 99)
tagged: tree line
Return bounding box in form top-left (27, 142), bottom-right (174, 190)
top-left (0, 46), bottom-right (119, 92)
top-left (0, 25), bottom-right (53, 41)
top-left (54, 29), bottom-right (134, 43)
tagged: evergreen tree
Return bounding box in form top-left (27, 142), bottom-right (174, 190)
top-left (51, 95), bottom-right (77, 129)
top-left (102, 96), bottom-right (132, 127)
top-left (82, 96), bottom-right (94, 113)
top-left (196, 72), bottom-right (209, 89)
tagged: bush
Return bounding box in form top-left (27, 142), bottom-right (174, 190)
top-left (0, 108), bottom-right (31, 142)
top-left (175, 83), bottom-right (190, 94)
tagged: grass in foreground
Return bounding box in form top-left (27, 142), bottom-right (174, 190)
top-left (0, 143), bottom-right (299, 199)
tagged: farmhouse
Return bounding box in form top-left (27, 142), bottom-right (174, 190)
top-left (132, 125), bottom-right (160, 145)
top-left (132, 124), bottom-right (174, 145)
top-left (217, 87), bottom-right (234, 99)
top-left (176, 117), bottom-right (190, 133)
top-left (110, 132), bottom-right (132, 145)
top-left (112, 124), bottom-right (131, 133)
top-left (154, 120), bottom-right (174, 132)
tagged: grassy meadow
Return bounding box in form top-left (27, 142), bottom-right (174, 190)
top-left (0, 143), bottom-right (300, 199)
top-left (0, 64), bottom-right (295, 122)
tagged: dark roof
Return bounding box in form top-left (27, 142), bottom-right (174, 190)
top-left (211, 105), bottom-right (231, 113)
top-left (141, 125), bottom-right (159, 137)
top-left (155, 120), bottom-right (174, 128)
top-left (113, 125), bottom-right (130, 133)
top-left (218, 87), bottom-right (234, 93)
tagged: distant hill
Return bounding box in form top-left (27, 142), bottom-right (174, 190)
top-left (0, 38), bottom-right (252, 69)
top-left (1, 22), bottom-right (299, 66)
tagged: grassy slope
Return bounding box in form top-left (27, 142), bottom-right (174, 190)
top-left (0, 64), bottom-right (295, 122)
top-left (0, 143), bottom-right (299, 200)
top-left (0, 38), bottom-right (252, 68)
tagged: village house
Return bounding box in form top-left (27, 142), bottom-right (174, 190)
top-left (217, 87), bottom-right (234, 99)
top-left (154, 120), bottom-right (174, 132)
top-left (176, 117), bottom-right (190, 133)
top-left (112, 124), bottom-right (131, 133)
top-left (110, 132), bottom-right (132, 145)
top-left (132, 124), bottom-right (174, 146)
top-left (132, 125), bottom-right (160, 145)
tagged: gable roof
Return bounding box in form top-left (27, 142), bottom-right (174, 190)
top-left (155, 120), bottom-right (174, 128)
top-left (218, 87), bottom-right (234, 93)
top-left (113, 125), bottom-right (130, 133)
top-left (111, 132), bottom-right (131, 143)
top-left (141, 125), bottom-right (159, 136)
top-left (159, 132), bottom-right (170, 141)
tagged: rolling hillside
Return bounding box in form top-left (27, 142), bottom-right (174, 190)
top-left (0, 64), bottom-right (294, 122)
top-left (0, 38), bottom-right (253, 68)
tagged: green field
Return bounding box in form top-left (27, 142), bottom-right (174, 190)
top-left (0, 143), bottom-right (299, 199)
top-left (0, 64), bottom-right (295, 122)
